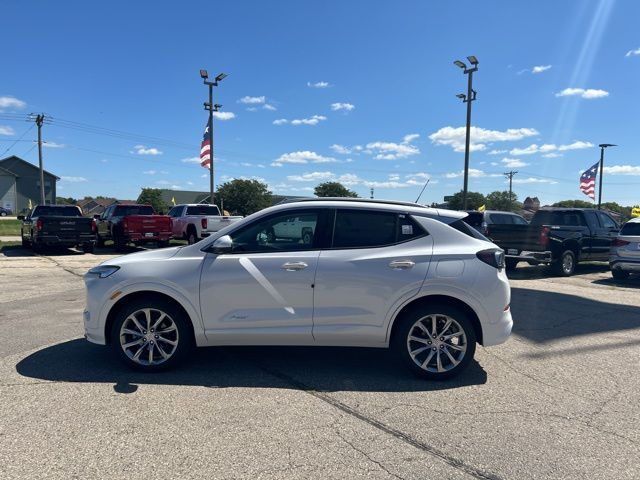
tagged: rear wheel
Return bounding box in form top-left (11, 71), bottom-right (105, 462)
top-left (110, 297), bottom-right (193, 371)
top-left (82, 243), bottom-right (94, 254)
top-left (505, 259), bottom-right (519, 271)
top-left (96, 234), bottom-right (105, 247)
top-left (187, 229), bottom-right (198, 245)
top-left (612, 269), bottom-right (629, 280)
top-left (554, 250), bottom-right (576, 276)
top-left (114, 234), bottom-right (126, 252)
top-left (392, 304), bottom-right (476, 380)
top-left (0, 211), bottom-right (6, 217)
top-left (21, 235), bottom-right (30, 247)
top-left (157, 240), bottom-right (169, 248)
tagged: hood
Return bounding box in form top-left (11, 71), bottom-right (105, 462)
top-left (101, 246), bottom-right (182, 266)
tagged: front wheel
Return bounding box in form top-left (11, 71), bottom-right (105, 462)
top-left (0, 211), bottom-right (6, 217)
top-left (554, 250), bottom-right (576, 276)
top-left (612, 269), bottom-right (629, 281)
top-left (110, 298), bottom-right (193, 371)
top-left (392, 304), bottom-right (476, 380)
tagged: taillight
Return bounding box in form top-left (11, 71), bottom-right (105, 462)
top-left (36, 219), bottom-right (43, 231)
top-left (201, 218), bottom-right (208, 230)
top-left (476, 249), bottom-right (505, 269)
top-left (612, 238), bottom-right (630, 247)
top-left (123, 218), bottom-right (128, 231)
top-left (539, 226), bottom-right (550, 248)
top-left (91, 219), bottom-right (97, 233)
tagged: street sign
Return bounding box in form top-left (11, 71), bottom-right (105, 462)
top-left (444, 195), bottom-right (454, 202)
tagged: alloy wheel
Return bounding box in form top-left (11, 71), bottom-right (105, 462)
top-left (406, 314), bottom-right (468, 373)
top-left (119, 308), bottom-right (179, 366)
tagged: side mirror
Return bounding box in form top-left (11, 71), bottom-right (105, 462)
top-left (93, 214), bottom-right (101, 220)
top-left (17, 215), bottom-right (25, 221)
top-left (207, 235), bottom-right (233, 254)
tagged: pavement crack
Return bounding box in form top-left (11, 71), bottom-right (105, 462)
top-left (334, 427), bottom-right (406, 479)
top-left (38, 254), bottom-right (84, 278)
top-left (259, 365), bottom-right (502, 480)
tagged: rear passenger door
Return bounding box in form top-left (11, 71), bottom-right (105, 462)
top-left (594, 211), bottom-right (619, 259)
top-left (312, 209), bottom-right (433, 345)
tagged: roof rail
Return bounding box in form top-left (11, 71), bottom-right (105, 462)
top-left (280, 197), bottom-right (430, 209)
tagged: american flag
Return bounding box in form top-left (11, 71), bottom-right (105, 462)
top-left (579, 161), bottom-right (599, 199)
top-left (200, 118), bottom-right (212, 169)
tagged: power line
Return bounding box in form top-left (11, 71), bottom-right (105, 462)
top-left (0, 123), bottom-right (35, 157)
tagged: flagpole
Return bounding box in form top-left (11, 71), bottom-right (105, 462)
top-left (597, 143), bottom-right (617, 210)
top-left (208, 85), bottom-right (214, 206)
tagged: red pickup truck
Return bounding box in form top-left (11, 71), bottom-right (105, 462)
top-left (96, 204), bottom-right (172, 251)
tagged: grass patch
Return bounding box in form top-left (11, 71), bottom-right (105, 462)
top-left (0, 220), bottom-right (21, 236)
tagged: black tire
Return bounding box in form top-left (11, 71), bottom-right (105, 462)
top-left (392, 303), bottom-right (476, 380)
top-left (187, 229), bottom-right (198, 245)
top-left (157, 240), bottom-right (169, 248)
top-left (505, 259), bottom-right (519, 271)
top-left (110, 297), bottom-right (194, 372)
top-left (82, 243), bottom-right (95, 254)
top-left (612, 269), bottom-right (629, 281)
top-left (32, 241), bottom-right (43, 254)
top-left (21, 235), bottom-right (30, 247)
top-left (553, 249), bottom-right (576, 276)
top-left (113, 232), bottom-right (126, 252)
top-left (96, 234), bottom-right (105, 247)
top-left (0, 211), bottom-right (6, 217)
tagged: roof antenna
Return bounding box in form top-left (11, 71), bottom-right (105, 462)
top-left (415, 179), bottom-right (430, 203)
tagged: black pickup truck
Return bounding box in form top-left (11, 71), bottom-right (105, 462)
top-left (486, 208), bottom-right (620, 276)
top-left (19, 205), bottom-right (96, 253)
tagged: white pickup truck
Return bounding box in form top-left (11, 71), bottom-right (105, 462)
top-left (168, 204), bottom-right (243, 244)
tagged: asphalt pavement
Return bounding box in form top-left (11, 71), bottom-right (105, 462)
top-left (1, 245), bottom-right (639, 479)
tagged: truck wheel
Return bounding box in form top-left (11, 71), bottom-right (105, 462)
top-left (554, 250), bottom-right (576, 276)
top-left (612, 269), bottom-right (629, 281)
top-left (96, 234), bottom-right (105, 247)
top-left (21, 235), bottom-right (31, 248)
top-left (187, 228), bottom-right (198, 245)
top-left (392, 303), bottom-right (476, 380)
top-left (82, 243), bottom-right (95, 254)
top-left (505, 259), bottom-right (518, 271)
top-left (158, 240), bottom-right (169, 248)
top-left (114, 234), bottom-right (126, 252)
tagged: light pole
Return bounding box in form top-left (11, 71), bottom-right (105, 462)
top-left (504, 170), bottom-right (518, 211)
top-left (200, 69), bottom-right (228, 206)
top-left (454, 56), bottom-right (478, 210)
top-left (597, 143), bottom-right (616, 209)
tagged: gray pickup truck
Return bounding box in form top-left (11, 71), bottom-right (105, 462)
top-left (19, 205), bottom-right (96, 253)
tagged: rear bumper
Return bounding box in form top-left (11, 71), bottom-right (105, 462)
top-left (34, 234), bottom-right (96, 246)
top-left (482, 308), bottom-right (513, 346)
top-left (124, 232), bottom-right (172, 242)
top-left (610, 259), bottom-right (640, 272)
top-left (505, 250), bottom-right (552, 264)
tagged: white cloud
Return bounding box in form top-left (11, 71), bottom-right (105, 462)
top-left (365, 134), bottom-right (420, 160)
top-left (405, 172), bottom-right (432, 185)
top-left (287, 171), bottom-right (334, 182)
top-left (240, 162), bottom-right (253, 167)
top-left (272, 150), bottom-right (338, 166)
top-left (170, 185), bottom-right (182, 190)
top-left (512, 177), bottom-right (558, 184)
top-left (263, 104), bottom-right (277, 111)
top-left (0, 96), bottom-right (26, 110)
top-left (625, 47), bottom-right (640, 57)
top-left (273, 118), bottom-right (288, 125)
top-left (143, 170), bottom-right (157, 175)
top-left (307, 81), bottom-right (331, 88)
top-left (542, 152), bottom-right (563, 158)
top-left (445, 168), bottom-right (495, 179)
top-left (501, 158), bottom-right (529, 168)
top-left (331, 102), bottom-right (355, 112)
top-left (603, 165), bottom-right (640, 175)
top-left (181, 156), bottom-right (201, 164)
top-left (132, 145), bottom-right (162, 155)
top-left (330, 144), bottom-right (351, 154)
top-left (186, 181), bottom-right (194, 186)
top-left (0, 126), bottom-right (15, 135)
top-left (555, 88), bottom-right (609, 99)
top-left (488, 149), bottom-right (508, 155)
top-left (558, 141), bottom-right (594, 151)
top-left (429, 126), bottom-right (538, 152)
top-left (61, 176), bottom-right (88, 183)
top-left (510, 141), bottom-right (592, 156)
top-left (291, 115), bottom-right (327, 126)
top-left (238, 96), bottom-right (265, 104)
top-left (532, 65), bottom-right (552, 74)
top-left (212, 111), bottom-right (236, 120)
top-left (43, 141), bottom-right (65, 148)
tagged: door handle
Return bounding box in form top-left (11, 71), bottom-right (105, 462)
top-left (281, 261), bottom-right (308, 271)
top-left (389, 260), bottom-right (415, 269)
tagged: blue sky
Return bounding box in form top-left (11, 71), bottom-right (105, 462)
top-left (1, 0), bottom-right (639, 205)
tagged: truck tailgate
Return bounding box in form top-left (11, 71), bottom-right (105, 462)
top-left (41, 216), bottom-right (94, 235)
top-left (488, 224), bottom-right (543, 253)
top-left (125, 215), bottom-right (172, 233)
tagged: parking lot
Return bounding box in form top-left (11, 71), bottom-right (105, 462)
top-left (1, 245), bottom-right (639, 480)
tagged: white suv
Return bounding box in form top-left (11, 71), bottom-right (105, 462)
top-left (83, 199), bottom-right (512, 379)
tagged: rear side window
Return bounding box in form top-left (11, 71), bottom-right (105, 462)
top-left (621, 222), bottom-right (640, 235)
top-left (531, 211), bottom-right (585, 227)
top-left (596, 212), bottom-right (617, 229)
top-left (332, 210), bottom-right (424, 248)
top-left (488, 213), bottom-right (528, 225)
top-left (451, 220), bottom-right (489, 240)
top-left (465, 212), bottom-right (483, 227)
top-left (186, 205), bottom-right (221, 216)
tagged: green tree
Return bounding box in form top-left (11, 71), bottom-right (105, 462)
top-left (551, 199), bottom-right (594, 208)
top-left (56, 196), bottom-right (77, 205)
top-left (314, 182), bottom-right (358, 198)
top-left (486, 190), bottom-right (522, 212)
top-left (137, 188), bottom-right (169, 214)
top-left (217, 179), bottom-right (272, 216)
top-left (446, 190), bottom-right (486, 210)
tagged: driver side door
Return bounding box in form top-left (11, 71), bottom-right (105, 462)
top-left (199, 208), bottom-right (329, 345)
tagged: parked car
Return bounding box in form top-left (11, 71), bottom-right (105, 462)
top-left (19, 204), bottom-right (96, 253)
top-left (487, 208), bottom-right (620, 275)
top-left (83, 199), bottom-right (512, 380)
top-left (609, 217), bottom-right (640, 280)
top-left (464, 210), bottom-right (528, 238)
top-left (0, 206), bottom-right (13, 216)
top-left (96, 204), bottom-right (172, 252)
top-left (168, 203), bottom-right (243, 244)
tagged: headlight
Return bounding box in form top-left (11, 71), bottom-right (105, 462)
top-left (87, 265), bottom-right (120, 278)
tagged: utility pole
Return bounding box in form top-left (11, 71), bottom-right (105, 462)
top-left (370, 187), bottom-right (374, 199)
top-left (35, 114), bottom-right (45, 205)
top-left (200, 70), bottom-right (228, 206)
top-left (597, 143), bottom-right (616, 209)
top-left (504, 170), bottom-right (518, 211)
top-left (454, 56), bottom-right (479, 210)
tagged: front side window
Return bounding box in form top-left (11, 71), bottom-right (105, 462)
top-left (597, 212), bottom-right (617, 229)
top-left (332, 209), bottom-right (424, 248)
top-left (230, 210), bottom-right (320, 253)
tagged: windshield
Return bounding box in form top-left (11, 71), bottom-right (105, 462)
top-left (621, 222), bottom-right (640, 236)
